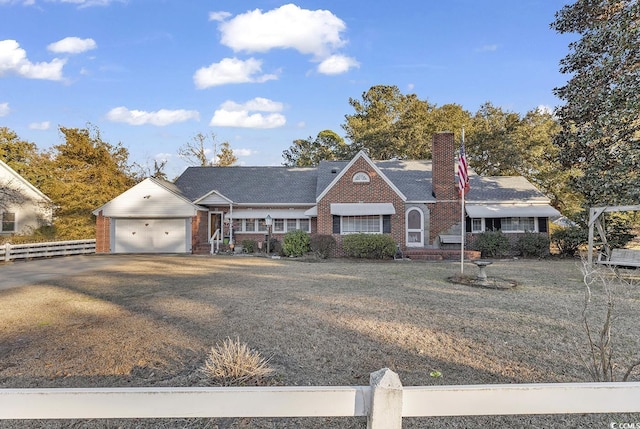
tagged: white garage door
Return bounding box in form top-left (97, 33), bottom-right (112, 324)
top-left (114, 218), bottom-right (189, 253)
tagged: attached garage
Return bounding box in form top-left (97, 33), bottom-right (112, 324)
top-left (93, 178), bottom-right (205, 254)
top-left (113, 218), bottom-right (190, 253)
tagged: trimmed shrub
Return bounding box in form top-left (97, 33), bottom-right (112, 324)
top-left (241, 239), bottom-right (257, 253)
top-left (282, 230), bottom-right (311, 257)
top-left (310, 234), bottom-right (336, 259)
top-left (342, 233), bottom-right (397, 259)
top-left (472, 230), bottom-right (510, 258)
top-left (551, 226), bottom-right (587, 257)
top-left (516, 232), bottom-right (550, 258)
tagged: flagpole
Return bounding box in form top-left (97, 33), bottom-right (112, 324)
top-left (461, 185), bottom-right (465, 274)
top-left (460, 128), bottom-right (466, 274)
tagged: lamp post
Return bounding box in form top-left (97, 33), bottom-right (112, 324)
top-left (265, 214), bottom-right (272, 255)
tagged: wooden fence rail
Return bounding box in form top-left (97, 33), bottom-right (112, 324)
top-left (0, 239), bottom-right (96, 262)
top-left (2, 369), bottom-right (640, 428)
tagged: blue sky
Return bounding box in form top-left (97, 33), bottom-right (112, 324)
top-left (0, 0), bottom-right (573, 178)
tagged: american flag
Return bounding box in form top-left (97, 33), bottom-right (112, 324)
top-left (458, 143), bottom-right (469, 195)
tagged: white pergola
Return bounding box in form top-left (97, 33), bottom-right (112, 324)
top-left (587, 205), bottom-right (640, 264)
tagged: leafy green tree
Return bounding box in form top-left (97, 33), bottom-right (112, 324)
top-left (282, 130), bottom-right (350, 166)
top-left (515, 109), bottom-right (582, 216)
top-left (42, 125), bottom-right (137, 239)
top-left (551, 0), bottom-right (640, 206)
top-left (343, 85), bottom-right (434, 159)
top-left (342, 86), bottom-right (474, 160)
top-left (467, 102), bottom-right (522, 176)
top-left (0, 127), bottom-right (44, 185)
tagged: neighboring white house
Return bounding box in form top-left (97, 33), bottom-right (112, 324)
top-left (0, 159), bottom-right (54, 236)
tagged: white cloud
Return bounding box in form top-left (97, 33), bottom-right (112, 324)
top-left (194, 57), bottom-right (278, 88)
top-left (219, 4), bottom-right (347, 59)
top-left (209, 11), bottom-right (231, 22)
top-left (0, 40), bottom-right (66, 80)
top-left (29, 121), bottom-right (50, 130)
top-left (0, 102), bottom-right (9, 116)
top-left (476, 44), bottom-right (498, 52)
top-left (317, 54), bottom-right (359, 75)
top-left (234, 148), bottom-right (254, 157)
top-left (47, 37), bottom-right (97, 54)
top-left (59, 0), bottom-right (123, 7)
top-left (536, 105), bottom-right (554, 115)
top-left (210, 97), bottom-right (286, 129)
top-left (106, 106), bottom-right (200, 126)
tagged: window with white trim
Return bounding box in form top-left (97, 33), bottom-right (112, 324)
top-left (335, 215), bottom-right (391, 234)
top-left (501, 217), bottom-right (535, 232)
top-left (470, 217), bottom-right (539, 233)
top-left (238, 218), bottom-right (310, 233)
top-left (352, 172), bottom-right (370, 183)
top-left (1, 212), bottom-right (15, 233)
top-left (342, 215), bottom-right (380, 233)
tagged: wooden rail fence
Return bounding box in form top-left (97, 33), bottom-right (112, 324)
top-left (2, 368), bottom-right (640, 428)
top-left (0, 239), bottom-right (96, 262)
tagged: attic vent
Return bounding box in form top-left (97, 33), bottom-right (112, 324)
top-left (331, 168), bottom-right (339, 174)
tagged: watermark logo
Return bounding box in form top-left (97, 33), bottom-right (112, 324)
top-left (611, 422), bottom-right (640, 429)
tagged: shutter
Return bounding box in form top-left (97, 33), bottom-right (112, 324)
top-left (383, 215), bottom-right (391, 233)
top-left (332, 215), bottom-right (340, 234)
top-left (538, 217), bottom-right (548, 233)
top-left (465, 217), bottom-right (472, 232)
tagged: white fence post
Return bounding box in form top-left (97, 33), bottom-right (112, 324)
top-left (4, 243), bottom-right (10, 262)
top-left (367, 368), bottom-right (403, 429)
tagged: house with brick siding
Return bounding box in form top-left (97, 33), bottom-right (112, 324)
top-left (93, 132), bottom-right (559, 256)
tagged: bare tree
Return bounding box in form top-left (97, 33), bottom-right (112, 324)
top-left (576, 260), bottom-right (640, 381)
top-left (178, 132), bottom-right (236, 167)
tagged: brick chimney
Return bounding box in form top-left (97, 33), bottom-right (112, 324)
top-left (432, 132), bottom-right (458, 200)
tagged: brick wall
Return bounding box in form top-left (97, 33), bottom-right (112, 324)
top-left (191, 211), bottom-right (208, 253)
top-left (427, 201), bottom-right (463, 245)
top-left (429, 132), bottom-right (462, 244)
top-left (432, 132), bottom-right (458, 201)
top-left (318, 156), bottom-right (405, 256)
top-left (95, 210), bottom-right (110, 253)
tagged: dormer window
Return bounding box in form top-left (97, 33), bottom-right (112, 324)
top-left (353, 172), bottom-right (370, 183)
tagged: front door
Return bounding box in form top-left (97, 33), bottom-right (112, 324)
top-left (210, 212), bottom-right (223, 241)
top-left (406, 208), bottom-right (424, 247)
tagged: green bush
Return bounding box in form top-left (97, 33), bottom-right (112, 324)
top-left (265, 237), bottom-right (282, 255)
top-left (341, 233), bottom-right (397, 259)
top-left (551, 226), bottom-right (587, 257)
top-left (282, 230), bottom-right (310, 257)
top-left (472, 230), bottom-right (510, 258)
top-left (516, 232), bottom-right (550, 258)
top-left (310, 234), bottom-right (336, 259)
top-left (241, 239), bottom-right (257, 253)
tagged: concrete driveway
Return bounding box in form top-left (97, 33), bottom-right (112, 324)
top-left (0, 255), bottom-right (127, 291)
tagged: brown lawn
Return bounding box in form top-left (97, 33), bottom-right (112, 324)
top-left (1, 255), bottom-right (639, 428)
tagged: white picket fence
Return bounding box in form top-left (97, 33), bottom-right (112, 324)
top-left (0, 239), bottom-right (96, 262)
top-left (2, 368), bottom-right (640, 428)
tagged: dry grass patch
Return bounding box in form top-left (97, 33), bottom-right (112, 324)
top-left (1, 255), bottom-right (640, 428)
